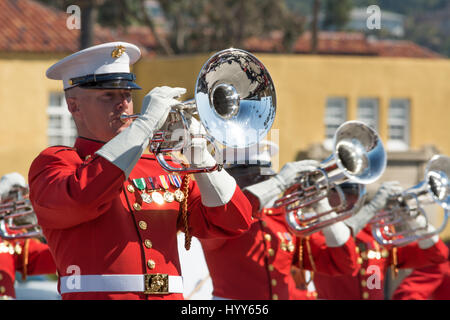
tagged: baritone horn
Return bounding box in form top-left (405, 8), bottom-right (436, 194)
top-left (121, 48), bottom-right (276, 174)
top-left (371, 154), bottom-right (450, 247)
top-left (0, 187), bottom-right (43, 240)
top-left (274, 120), bottom-right (387, 236)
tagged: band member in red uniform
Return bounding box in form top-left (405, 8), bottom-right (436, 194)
top-left (28, 42), bottom-right (253, 300)
top-left (392, 241), bottom-right (450, 300)
top-left (199, 141), bottom-right (359, 300)
top-left (313, 182), bottom-right (449, 300)
top-left (0, 173), bottom-right (56, 299)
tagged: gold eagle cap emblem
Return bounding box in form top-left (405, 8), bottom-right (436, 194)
top-left (111, 45), bottom-right (126, 58)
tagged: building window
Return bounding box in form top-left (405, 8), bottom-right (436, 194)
top-left (47, 92), bottom-right (77, 146)
top-left (357, 98), bottom-right (379, 131)
top-left (324, 97), bottom-right (347, 150)
top-left (387, 98), bottom-right (410, 151)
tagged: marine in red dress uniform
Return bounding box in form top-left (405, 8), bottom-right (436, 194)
top-left (0, 173), bottom-right (56, 299)
top-left (28, 42), bottom-right (253, 300)
top-left (392, 242), bottom-right (450, 300)
top-left (199, 143), bottom-right (359, 300)
top-left (313, 182), bottom-right (449, 300)
top-left (0, 238), bottom-right (56, 299)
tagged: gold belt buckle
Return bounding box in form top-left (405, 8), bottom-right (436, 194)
top-left (144, 274), bottom-right (169, 294)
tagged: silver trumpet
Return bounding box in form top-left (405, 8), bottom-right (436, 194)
top-left (371, 154), bottom-right (450, 247)
top-left (121, 48), bottom-right (277, 174)
top-left (274, 120), bottom-right (387, 236)
top-left (0, 187), bottom-right (42, 240)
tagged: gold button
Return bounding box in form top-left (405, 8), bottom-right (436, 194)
top-left (362, 292), bottom-right (369, 299)
top-left (127, 184), bottom-right (135, 193)
top-left (0, 286), bottom-right (5, 294)
top-left (355, 246), bottom-right (360, 254)
top-left (357, 257), bottom-right (363, 264)
top-left (361, 280), bottom-right (367, 287)
top-left (268, 209), bottom-right (273, 214)
top-left (271, 279), bottom-right (277, 286)
top-left (361, 252), bottom-right (368, 260)
top-left (272, 294), bottom-right (278, 300)
top-left (381, 249), bottom-right (389, 258)
top-left (268, 248), bottom-right (275, 256)
top-left (268, 264), bottom-right (274, 272)
top-left (264, 234), bottom-right (272, 241)
top-left (144, 239), bottom-right (152, 249)
top-left (0, 273), bottom-right (3, 280)
top-left (147, 259), bottom-right (156, 269)
top-left (138, 220), bottom-right (147, 230)
top-left (360, 268), bottom-right (366, 275)
top-left (133, 203), bottom-right (142, 211)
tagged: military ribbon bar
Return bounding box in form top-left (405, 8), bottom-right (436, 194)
top-left (159, 175), bottom-right (170, 190)
top-left (132, 178), bottom-right (146, 191)
top-left (147, 177), bottom-right (156, 190)
top-left (169, 175), bottom-right (182, 188)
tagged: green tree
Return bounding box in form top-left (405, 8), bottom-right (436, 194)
top-left (323, 0), bottom-right (353, 30)
top-left (36, 0), bottom-right (305, 55)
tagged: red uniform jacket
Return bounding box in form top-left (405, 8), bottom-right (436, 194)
top-left (313, 225), bottom-right (449, 300)
top-left (0, 238), bottom-right (56, 299)
top-left (28, 137), bottom-right (253, 300)
top-left (392, 261), bottom-right (450, 300)
top-left (200, 202), bottom-right (358, 300)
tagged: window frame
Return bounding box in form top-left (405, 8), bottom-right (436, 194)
top-left (324, 97), bottom-right (348, 150)
top-left (357, 97), bottom-right (379, 131)
top-left (387, 98), bottom-right (410, 151)
top-left (47, 92), bottom-right (77, 147)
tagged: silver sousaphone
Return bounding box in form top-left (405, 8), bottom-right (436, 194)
top-left (121, 48), bottom-right (277, 174)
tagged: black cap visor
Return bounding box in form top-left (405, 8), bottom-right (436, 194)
top-left (68, 73), bottom-right (142, 90)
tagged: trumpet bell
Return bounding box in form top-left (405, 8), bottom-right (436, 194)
top-left (195, 48), bottom-right (276, 148)
top-left (425, 154), bottom-right (450, 210)
top-left (333, 121), bottom-right (387, 185)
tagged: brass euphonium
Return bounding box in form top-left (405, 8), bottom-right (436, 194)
top-left (121, 48), bottom-right (277, 174)
top-left (0, 187), bottom-right (42, 240)
top-left (274, 120), bottom-right (387, 236)
top-left (371, 154), bottom-right (450, 247)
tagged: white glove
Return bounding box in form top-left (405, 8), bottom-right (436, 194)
top-left (345, 181), bottom-right (403, 236)
top-left (0, 172), bottom-right (26, 200)
top-left (96, 86), bottom-right (186, 178)
top-left (407, 214), bottom-right (439, 249)
top-left (244, 160), bottom-right (320, 210)
top-left (184, 117), bottom-right (236, 207)
top-left (313, 198), bottom-right (351, 247)
top-left (184, 117), bottom-right (216, 167)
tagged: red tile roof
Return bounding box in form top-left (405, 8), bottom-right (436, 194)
top-left (0, 0), bottom-right (156, 55)
top-left (245, 31), bottom-right (444, 59)
top-left (0, 0), bottom-right (442, 59)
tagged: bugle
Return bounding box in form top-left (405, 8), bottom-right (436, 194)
top-left (121, 48), bottom-right (277, 174)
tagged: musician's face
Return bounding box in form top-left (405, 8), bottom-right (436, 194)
top-left (66, 87), bottom-right (134, 142)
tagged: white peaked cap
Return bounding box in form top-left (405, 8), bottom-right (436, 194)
top-left (46, 42), bottom-right (141, 89)
top-left (222, 140), bottom-right (279, 165)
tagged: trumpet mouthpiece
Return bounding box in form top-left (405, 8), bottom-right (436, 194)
top-left (120, 113), bottom-right (139, 123)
